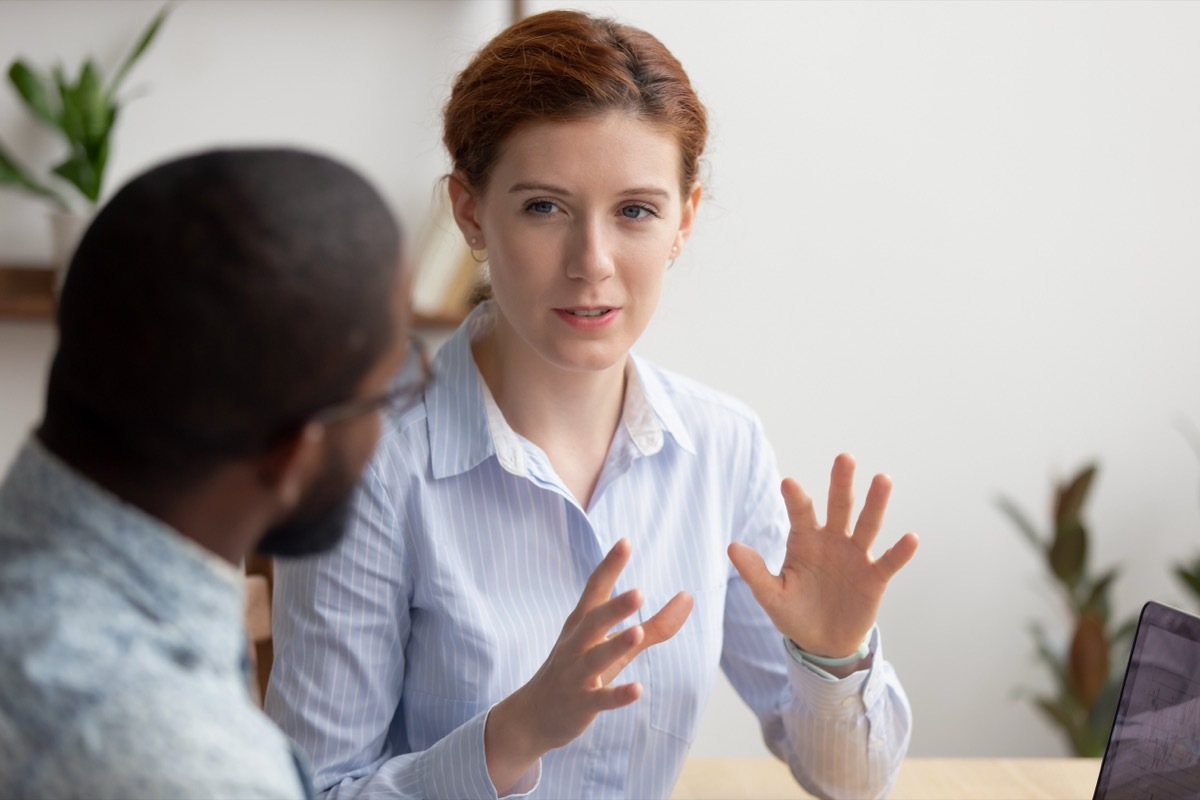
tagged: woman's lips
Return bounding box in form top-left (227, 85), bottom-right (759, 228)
top-left (554, 306), bottom-right (620, 330)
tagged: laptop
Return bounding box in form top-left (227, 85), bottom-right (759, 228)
top-left (1093, 600), bottom-right (1200, 799)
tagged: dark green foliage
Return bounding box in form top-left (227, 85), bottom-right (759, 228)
top-left (1172, 426), bottom-right (1200, 608)
top-left (998, 462), bottom-right (1136, 757)
top-left (0, 6), bottom-right (168, 209)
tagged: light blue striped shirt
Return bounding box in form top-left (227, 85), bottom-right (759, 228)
top-left (267, 302), bottom-right (911, 800)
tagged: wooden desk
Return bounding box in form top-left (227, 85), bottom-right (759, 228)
top-left (671, 757), bottom-right (1101, 799)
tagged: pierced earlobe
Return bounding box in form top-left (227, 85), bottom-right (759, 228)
top-left (469, 237), bottom-right (488, 264)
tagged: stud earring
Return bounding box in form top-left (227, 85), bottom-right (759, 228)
top-left (469, 237), bottom-right (487, 264)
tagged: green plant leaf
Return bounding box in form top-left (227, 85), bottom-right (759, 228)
top-left (108, 5), bottom-right (170, 97)
top-left (996, 495), bottom-right (1043, 550)
top-left (1030, 622), bottom-right (1068, 693)
top-left (1032, 694), bottom-right (1074, 734)
top-left (1088, 678), bottom-right (1123, 745)
top-left (1111, 616), bottom-right (1139, 649)
top-left (52, 154), bottom-right (100, 203)
top-left (0, 140), bottom-right (68, 208)
top-left (1069, 612), bottom-right (1109, 709)
top-left (89, 136), bottom-right (110, 201)
top-left (1081, 567), bottom-right (1119, 618)
top-left (75, 59), bottom-right (109, 147)
top-left (7, 61), bottom-right (58, 126)
top-left (1055, 463), bottom-right (1097, 530)
top-left (1049, 520), bottom-right (1087, 589)
top-left (53, 65), bottom-right (85, 147)
top-left (1174, 561), bottom-right (1200, 603)
top-left (1032, 694), bottom-right (1091, 755)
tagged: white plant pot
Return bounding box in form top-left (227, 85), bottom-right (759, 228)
top-left (48, 209), bottom-right (91, 294)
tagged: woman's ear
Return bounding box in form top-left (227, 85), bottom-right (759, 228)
top-left (257, 422), bottom-right (325, 514)
top-left (447, 172), bottom-right (485, 249)
top-left (675, 180), bottom-right (703, 251)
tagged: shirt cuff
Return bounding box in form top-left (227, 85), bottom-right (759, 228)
top-left (785, 625), bottom-right (887, 718)
top-left (418, 705), bottom-right (541, 800)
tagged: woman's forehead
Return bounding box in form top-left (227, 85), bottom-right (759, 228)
top-left (490, 113), bottom-right (683, 196)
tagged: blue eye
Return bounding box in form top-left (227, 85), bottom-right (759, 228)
top-left (527, 200), bottom-right (557, 214)
top-left (621, 204), bottom-right (655, 220)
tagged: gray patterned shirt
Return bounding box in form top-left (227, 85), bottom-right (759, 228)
top-left (0, 438), bottom-right (309, 799)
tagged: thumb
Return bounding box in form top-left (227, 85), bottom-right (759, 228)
top-left (727, 542), bottom-right (778, 611)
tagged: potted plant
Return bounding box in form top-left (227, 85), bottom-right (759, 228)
top-left (997, 463), bottom-right (1137, 756)
top-left (0, 5), bottom-right (169, 285)
top-left (1171, 423), bottom-right (1200, 606)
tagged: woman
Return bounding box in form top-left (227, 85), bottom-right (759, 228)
top-left (267, 10), bottom-right (919, 799)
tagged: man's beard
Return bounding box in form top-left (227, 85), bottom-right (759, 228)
top-left (255, 446), bottom-right (357, 558)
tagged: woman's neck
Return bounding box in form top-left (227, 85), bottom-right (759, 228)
top-left (472, 322), bottom-right (627, 508)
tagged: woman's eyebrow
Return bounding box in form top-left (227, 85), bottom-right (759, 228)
top-left (508, 181), bottom-right (671, 200)
top-left (619, 186), bottom-right (671, 199)
top-left (509, 181), bottom-right (571, 195)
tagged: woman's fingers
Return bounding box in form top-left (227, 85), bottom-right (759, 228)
top-left (592, 681), bottom-right (643, 711)
top-left (780, 478), bottom-right (818, 534)
top-left (598, 592), bottom-right (695, 684)
top-left (641, 591), bottom-right (693, 646)
top-left (728, 541), bottom-right (778, 612)
top-left (851, 472), bottom-right (892, 551)
top-left (825, 453), bottom-right (856, 534)
top-left (585, 623), bottom-right (645, 675)
top-left (876, 531), bottom-right (920, 579)
top-left (576, 588), bottom-right (644, 646)
top-left (567, 538), bottom-right (632, 629)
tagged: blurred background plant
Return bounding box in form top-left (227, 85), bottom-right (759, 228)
top-left (0, 5), bottom-right (168, 211)
top-left (1172, 421), bottom-right (1200, 608)
top-left (998, 462), bottom-right (1137, 757)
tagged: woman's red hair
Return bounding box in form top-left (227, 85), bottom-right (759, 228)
top-left (443, 9), bottom-right (708, 197)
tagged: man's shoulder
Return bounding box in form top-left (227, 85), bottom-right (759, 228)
top-left (20, 678), bottom-right (306, 799)
top-left (0, 573), bottom-right (305, 799)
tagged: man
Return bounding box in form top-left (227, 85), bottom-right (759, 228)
top-left (0, 148), bottom-right (413, 799)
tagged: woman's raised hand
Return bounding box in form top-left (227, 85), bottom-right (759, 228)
top-left (484, 538), bottom-right (693, 793)
top-left (728, 453), bottom-right (919, 665)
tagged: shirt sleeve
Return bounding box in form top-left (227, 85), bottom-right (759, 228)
top-left (265, 447), bottom-right (539, 800)
top-left (719, 419), bottom-right (912, 800)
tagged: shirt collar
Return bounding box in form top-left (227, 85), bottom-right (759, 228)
top-left (426, 302), bottom-right (695, 480)
top-left (0, 437), bottom-right (245, 662)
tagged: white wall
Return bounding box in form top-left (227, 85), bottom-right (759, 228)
top-left (2, 0), bottom-right (1199, 760)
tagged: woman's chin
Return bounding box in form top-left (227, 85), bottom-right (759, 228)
top-left (547, 341), bottom-right (633, 375)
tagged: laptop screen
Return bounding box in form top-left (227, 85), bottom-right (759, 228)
top-left (1093, 601), bottom-right (1200, 799)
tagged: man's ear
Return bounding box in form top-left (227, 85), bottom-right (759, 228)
top-left (258, 422), bottom-right (325, 513)
top-left (447, 172), bottom-right (485, 249)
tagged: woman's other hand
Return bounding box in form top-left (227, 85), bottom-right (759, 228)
top-left (728, 453), bottom-right (919, 673)
top-left (484, 537), bottom-right (693, 793)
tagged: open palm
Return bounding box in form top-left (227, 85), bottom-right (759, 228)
top-left (728, 453), bottom-right (919, 659)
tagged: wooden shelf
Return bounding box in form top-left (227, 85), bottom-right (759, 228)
top-left (413, 310), bottom-right (467, 329)
top-left (0, 265), bottom-right (55, 320)
top-left (0, 264), bottom-right (466, 329)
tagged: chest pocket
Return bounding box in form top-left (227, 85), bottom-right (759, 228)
top-left (641, 580), bottom-right (727, 743)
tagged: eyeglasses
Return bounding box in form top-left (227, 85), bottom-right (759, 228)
top-left (309, 336), bottom-right (431, 426)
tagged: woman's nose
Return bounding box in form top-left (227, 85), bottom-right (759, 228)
top-left (565, 220), bottom-right (616, 283)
